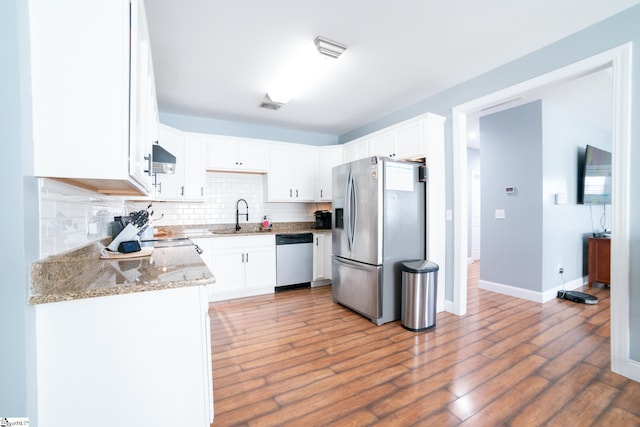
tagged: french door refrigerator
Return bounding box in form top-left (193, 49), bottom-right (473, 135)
top-left (332, 156), bottom-right (425, 325)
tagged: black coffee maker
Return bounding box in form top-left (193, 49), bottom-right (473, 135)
top-left (314, 210), bottom-right (332, 229)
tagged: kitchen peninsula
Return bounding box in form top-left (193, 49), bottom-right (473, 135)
top-left (30, 242), bottom-right (215, 426)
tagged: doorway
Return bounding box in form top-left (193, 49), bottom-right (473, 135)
top-left (450, 43), bottom-right (636, 381)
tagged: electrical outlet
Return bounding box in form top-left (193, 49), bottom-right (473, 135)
top-left (558, 265), bottom-right (564, 274)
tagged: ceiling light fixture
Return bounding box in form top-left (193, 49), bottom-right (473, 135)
top-left (314, 36), bottom-right (347, 59)
top-left (261, 36), bottom-right (347, 110)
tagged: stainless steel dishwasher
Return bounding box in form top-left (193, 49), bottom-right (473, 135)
top-left (275, 233), bottom-right (313, 291)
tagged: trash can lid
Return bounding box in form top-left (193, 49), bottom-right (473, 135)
top-left (401, 260), bottom-right (439, 273)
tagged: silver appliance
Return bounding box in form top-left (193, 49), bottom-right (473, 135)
top-left (332, 156), bottom-right (425, 325)
top-left (275, 233), bottom-right (313, 291)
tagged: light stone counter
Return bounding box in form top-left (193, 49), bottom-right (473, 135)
top-left (155, 221), bottom-right (330, 239)
top-left (30, 240), bottom-right (214, 304)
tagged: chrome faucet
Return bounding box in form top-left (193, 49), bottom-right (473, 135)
top-left (236, 199), bottom-right (249, 231)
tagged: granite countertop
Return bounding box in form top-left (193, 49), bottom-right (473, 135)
top-left (155, 222), bottom-right (332, 239)
top-left (30, 240), bottom-right (215, 304)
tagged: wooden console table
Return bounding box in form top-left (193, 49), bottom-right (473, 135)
top-left (588, 237), bottom-right (610, 288)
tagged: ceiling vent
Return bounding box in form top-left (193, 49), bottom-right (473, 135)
top-left (259, 94), bottom-right (285, 111)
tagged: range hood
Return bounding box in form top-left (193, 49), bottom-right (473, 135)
top-left (152, 143), bottom-right (176, 174)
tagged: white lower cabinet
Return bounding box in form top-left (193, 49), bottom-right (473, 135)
top-left (196, 235), bottom-right (276, 301)
top-left (35, 285), bottom-right (213, 427)
top-left (312, 233), bottom-right (332, 284)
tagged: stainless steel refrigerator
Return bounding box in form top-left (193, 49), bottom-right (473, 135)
top-left (332, 156), bottom-right (425, 325)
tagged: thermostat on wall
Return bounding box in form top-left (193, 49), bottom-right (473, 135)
top-left (505, 186), bottom-right (516, 194)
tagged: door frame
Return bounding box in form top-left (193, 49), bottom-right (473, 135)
top-left (450, 43), bottom-right (637, 381)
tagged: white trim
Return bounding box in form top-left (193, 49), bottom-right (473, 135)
top-left (479, 280), bottom-right (544, 303)
top-left (208, 286), bottom-right (274, 302)
top-left (451, 43), bottom-right (636, 381)
top-left (451, 112), bottom-right (468, 315)
top-left (608, 44), bottom-right (639, 382)
top-left (479, 276), bottom-right (586, 304)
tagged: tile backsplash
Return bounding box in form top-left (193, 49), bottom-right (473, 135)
top-left (39, 178), bottom-right (127, 259)
top-left (38, 172), bottom-right (331, 259)
top-left (133, 172), bottom-right (330, 226)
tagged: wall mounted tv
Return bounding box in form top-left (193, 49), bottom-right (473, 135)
top-left (580, 144), bottom-right (612, 205)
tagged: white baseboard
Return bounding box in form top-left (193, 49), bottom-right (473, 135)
top-left (208, 286), bottom-right (274, 302)
top-left (478, 276), bottom-right (587, 304)
top-left (444, 299), bottom-right (456, 313)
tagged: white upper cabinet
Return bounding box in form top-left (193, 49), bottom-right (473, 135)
top-left (346, 114), bottom-right (438, 163)
top-left (154, 125), bottom-right (206, 201)
top-left (393, 120), bottom-right (425, 160)
top-left (367, 121), bottom-right (424, 160)
top-left (182, 133), bottom-right (208, 200)
top-left (368, 132), bottom-right (395, 158)
top-left (207, 136), bottom-right (268, 173)
top-left (342, 139), bottom-right (369, 163)
top-left (155, 125), bottom-right (185, 200)
top-left (29, 0), bottom-right (157, 195)
top-left (317, 146), bottom-right (343, 201)
top-left (268, 144), bottom-right (318, 202)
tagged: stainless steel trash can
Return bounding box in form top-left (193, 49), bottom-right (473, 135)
top-left (401, 260), bottom-right (439, 331)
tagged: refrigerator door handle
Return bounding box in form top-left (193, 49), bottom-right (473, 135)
top-left (346, 170), bottom-right (356, 251)
top-left (350, 173), bottom-right (357, 250)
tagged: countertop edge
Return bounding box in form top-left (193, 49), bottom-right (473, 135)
top-left (29, 277), bottom-right (215, 305)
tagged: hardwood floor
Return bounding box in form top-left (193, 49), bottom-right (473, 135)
top-left (208, 262), bottom-right (640, 426)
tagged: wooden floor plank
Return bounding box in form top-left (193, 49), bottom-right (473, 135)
top-left (207, 261), bottom-right (637, 426)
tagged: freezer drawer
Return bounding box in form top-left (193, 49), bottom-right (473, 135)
top-left (332, 256), bottom-right (382, 322)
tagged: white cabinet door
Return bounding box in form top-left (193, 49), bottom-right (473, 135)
top-left (394, 120), bottom-right (424, 160)
top-left (267, 145), bottom-right (295, 201)
top-left (183, 133), bottom-right (207, 200)
top-left (268, 144), bottom-right (318, 202)
top-left (317, 146), bottom-right (343, 201)
top-left (208, 238), bottom-right (245, 293)
top-left (343, 139), bottom-right (370, 163)
top-left (129, 0), bottom-right (156, 191)
top-left (324, 233), bottom-right (332, 280)
top-left (293, 147), bottom-right (318, 201)
top-left (155, 126), bottom-right (206, 201)
top-left (207, 137), bottom-right (268, 172)
top-left (369, 132), bottom-right (395, 158)
top-left (313, 233), bottom-right (326, 280)
top-left (207, 235), bottom-right (276, 301)
top-left (367, 119), bottom-right (426, 161)
top-left (156, 124), bottom-right (185, 200)
top-left (244, 241), bottom-right (277, 290)
top-left (313, 233), bottom-right (332, 283)
top-left (207, 136), bottom-right (240, 170)
top-left (238, 140), bottom-right (269, 172)
top-left (30, 0), bottom-right (155, 195)
top-left (35, 286), bottom-right (212, 427)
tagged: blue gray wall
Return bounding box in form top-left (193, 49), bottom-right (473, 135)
top-left (1, 0), bottom-right (38, 419)
top-left (479, 101), bottom-right (543, 291)
top-left (541, 93), bottom-right (612, 292)
top-left (342, 5), bottom-right (640, 362)
top-left (159, 111), bottom-right (338, 146)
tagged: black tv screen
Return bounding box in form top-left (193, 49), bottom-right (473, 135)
top-left (581, 145), bottom-right (611, 205)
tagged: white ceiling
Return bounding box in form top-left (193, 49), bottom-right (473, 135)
top-left (145, 0), bottom-right (639, 136)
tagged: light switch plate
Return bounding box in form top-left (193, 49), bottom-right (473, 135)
top-left (495, 209), bottom-right (506, 219)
